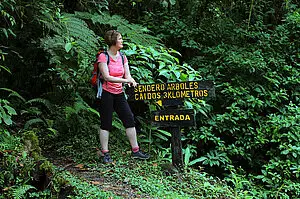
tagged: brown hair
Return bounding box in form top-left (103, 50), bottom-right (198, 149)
top-left (104, 30), bottom-right (120, 47)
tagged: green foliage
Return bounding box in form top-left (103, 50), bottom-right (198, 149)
top-left (0, 65), bottom-right (11, 74)
top-left (1, 89), bottom-right (58, 144)
top-left (44, 95), bottom-right (101, 161)
top-left (11, 185), bottom-right (36, 199)
top-left (75, 11), bottom-right (161, 47)
top-left (22, 130), bottom-right (42, 160)
top-left (39, 10), bottom-right (163, 104)
top-left (198, 150), bottom-right (230, 168)
top-left (40, 12), bottom-right (98, 89)
top-left (52, 171), bottom-right (120, 199)
top-left (93, 158), bottom-right (240, 198)
top-left (0, 0), bottom-right (16, 38)
top-left (124, 44), bottom-right (202, 84)
top-left (0, 129), bottom-right (19, 150)
top-left (1, 0), bottom-right (300, 198)
top-left (0, 88), bottom-right (26, 103)
top-left (183, 144), bottom-right (205, 170)
top-left (0, 99), bottom-right (17, 125)
top-left (184, 5), bottom-right (300, 198)
top-left (0, 131), bottom-right (37, 198)
top-left (110, 0), bottom-right (299, 197)
top-left (15, 97), bottom-right (56, 137)
top-left (0, 128), bottom-right (116, 199)
top-left (136, 115), bottom-right (172, 152)
top-left (0, 0), bottom-right (16, 91)
top-left (64, 96), bottom-right (99, 120)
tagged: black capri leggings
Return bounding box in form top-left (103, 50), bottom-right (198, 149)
top-left (99, 90), bottom-right (135, 131)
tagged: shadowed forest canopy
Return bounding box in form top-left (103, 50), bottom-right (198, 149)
top-left (0, 0), bottom-right (299, 198)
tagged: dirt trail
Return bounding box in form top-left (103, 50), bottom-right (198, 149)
top-left (51, 157), bottom-right (152, 199)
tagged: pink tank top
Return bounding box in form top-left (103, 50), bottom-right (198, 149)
top-left (97, 52), bottom-right (128, 94)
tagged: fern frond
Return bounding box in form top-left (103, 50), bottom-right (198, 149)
top-left (64, 106), bottom-right (75, 120)
top-left (11, 184), bottom-right (36, 199)
top-left (112, 115), bottom-right (125, 131)
top-left (64, 97), bottom-right (99, 119)
top-left (62, 14), bottom-right (98, 57)
top-left (0, 130), bottom-right (19, 150)
top-left (24, 118), bottom-right (46, 129)
top-left (0, 65), bottom-right (11, 74)
top-left (0, 88), bottom-right (26, 102)
top-left (64, 14), bottom-right (99, 50)
top-left (41, 19), bottom-right (65, 35)
top-left (40, 13), bottom-right (99, 68)
top-left (25, 98), bottom-right (52, 112)
top-left (47, 127), bottom-right (58, 136)
top-left (75, 12), bottom-right (162, 47)
top-left (87, 107), bottom-right (100, 117)
top-left (74, 101), bottom-right (88, 113)
top-left (20, 107), bottom-right (42, 116)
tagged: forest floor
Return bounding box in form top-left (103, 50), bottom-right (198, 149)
top-left (48, 155), bottom-right (154, 199)
top-left (42, 132), bottom-right (235, 199)
top-left (43, 147), bottom-right (237, 199)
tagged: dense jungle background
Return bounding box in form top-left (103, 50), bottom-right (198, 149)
top-left (1, 0), bottom-right (299, 198)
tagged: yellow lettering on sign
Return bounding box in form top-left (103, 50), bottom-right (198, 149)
top-left (189, 82), bottom-right (194, 89)
top-left (184, 90), bottom-right (189, 98)
top-left (204, 89), bottom-right (208, 97)
top-left (139, 93), bottom-right (145, 100)
top-left (136, 92), bottom-right (162, 100)
top-left (170, 115), bottom-right (174, 121)
top-left (155, 114), bottom-right (192, 121)
top-left (186, 115), bottom-right (191, 120)
top-left (155, 84), bottom-right (165, 91)
top-left (138, 85), bottom-right (144, 92)
top-left (157, 92), bottom-right (161, 99)
top-left (194, 90), bottom-right (199, 98)
top-left (195, 90), bottom-right (202, 97)
top-left (165, 115), bottom-right (169, 120)
top-left (194, 82), bottom-right (199, 89)
top-left (155, 84), bottom-right (160, 91)
top-left (182, 90), bottom-right (188, 98)
top-left (135, 82), bottom-right (209, 100)
top-left (147, 93), bottom-right (152, 99)
top-left (167, 83), bottom-right (176, 91)
top-left (160, 89), bottom-right (210, 99)
top-left (160, 115), bottom-right (164, 121)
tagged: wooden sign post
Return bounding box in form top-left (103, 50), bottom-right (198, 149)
top-left (127, 81), bottom-right (215, 170)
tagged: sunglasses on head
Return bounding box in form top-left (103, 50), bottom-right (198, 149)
top-left (111, 30), bottom-right (118, 38)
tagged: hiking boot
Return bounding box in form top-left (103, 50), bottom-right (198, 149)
top-left (132, 150), bottom-right (150, 160)
top-left (103, 152), bottom-right (113, 163)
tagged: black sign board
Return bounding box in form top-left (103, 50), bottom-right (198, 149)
top-left (125, 80), bottom-right (215, 171)
top-left (162, 98), bottom-right (183, 107)
top-left (152, 109), bottom-right (195, 127)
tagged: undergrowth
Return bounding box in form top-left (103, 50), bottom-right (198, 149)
top-left (41, 127), bottom-right (258, 199)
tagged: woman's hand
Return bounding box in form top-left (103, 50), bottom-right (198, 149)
top-left (127, 77), bottom-right (137, 87)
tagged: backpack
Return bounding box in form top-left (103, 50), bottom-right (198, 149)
top-left (90, 50), bottom-right (125, 99)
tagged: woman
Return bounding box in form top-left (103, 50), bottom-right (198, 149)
top-left (97, 30), bottom-right (150, 163)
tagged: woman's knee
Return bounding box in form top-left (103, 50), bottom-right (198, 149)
top-left (100, 124), bottom-right (112, 132)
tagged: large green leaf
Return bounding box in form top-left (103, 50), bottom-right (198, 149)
top-left (65, 42), bottom-right (72, 52)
